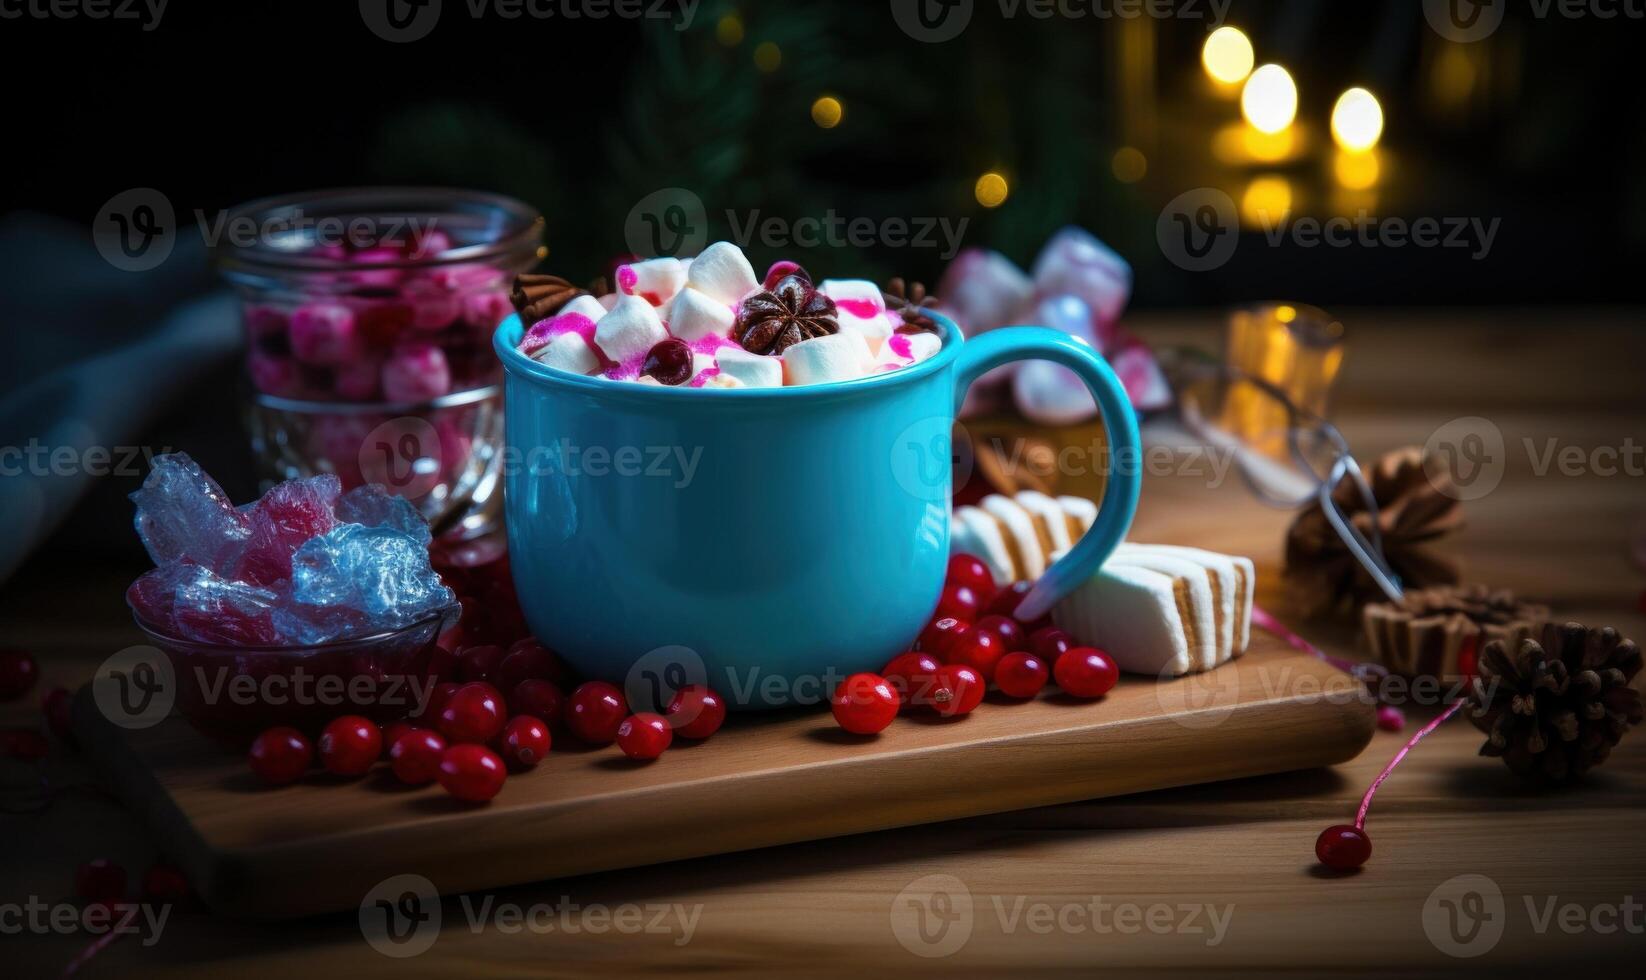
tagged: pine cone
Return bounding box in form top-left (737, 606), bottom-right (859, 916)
top-left (735, 273), bottom-right (838, 355)
top-left (884, 277), bottom-right (938, 334)
top-left (1468, 622), bottom-right (1643, 783)
top-left (510, 274), bottom-right (584, 325)
top-left (1364, 584), bottom-right (1548, 679)
top-left (1285, 447), bottom-right (1464, 617)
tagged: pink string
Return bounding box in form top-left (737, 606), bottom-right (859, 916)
top-left (1355, 700), bottom-right (1465, 829)
top-left (1252, 605), bottom-right (1388, 683)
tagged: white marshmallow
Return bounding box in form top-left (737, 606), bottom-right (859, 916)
top-left (1135, 545), bottom-right (1253, 656)
top-left (713, 347), bottom-right (783, 388)
top-left (531, 331), bottom-right (601, 376)
top-left (818, 279), bottom-right (886, 309)
top-left (689, 351), bottom-right (719, 384)
top-left (1053, 562), bottom-right (1195, 678)
top-left (952, 506), bottom-right (1016, 587)
top-left (981, 494), bottom-right (1048, 580)
top-left (593, 295), bottom-right (669, 365)
top-left (1014, 490), bottom-right (1076, 555)
top-left (558, 294), bottom-right (608, 323)
top-left (820, 279), bottom-right (894, 355)
top-left (1112, 545), bottom-right (1220, 671)
top-left (619, 257), bottom-right (687, 307)
top-left (1059, 495), bottom-right (1098, 532)
top-left (703, 373), bottom-right (744, 389)
top-left (597, 293), bottom-right (620, 311)
top-left (666, 287), bottom-right (735, 344)
top-left (684, 241), bottom-right (759, 304)
top-left (904, 331), bottom-right (942, 363)
top-left (781, 331), bottom-right (870, 386)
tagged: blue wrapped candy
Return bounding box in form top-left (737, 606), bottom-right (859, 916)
top-left (276, 524), bottom-right (456, 644)
top-left (333, 485), bottom-right (434, 547)
top-left (129, 453), bottom-right (251, 575)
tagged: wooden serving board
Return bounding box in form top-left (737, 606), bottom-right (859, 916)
top-left (73, 634), bottom-right (1373, 920)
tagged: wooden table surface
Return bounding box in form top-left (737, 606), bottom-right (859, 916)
top-left (5, 308), bottom-right (1644, 977)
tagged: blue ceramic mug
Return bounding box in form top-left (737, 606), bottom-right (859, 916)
top-left (494, 310), bottom-right (1140, 708)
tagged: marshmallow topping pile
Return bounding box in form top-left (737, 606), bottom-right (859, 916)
top-left (512, 242), bottom-right (942, 388)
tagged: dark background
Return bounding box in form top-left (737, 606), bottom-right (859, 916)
top-left (2, 0), bottom-right (1641, 309)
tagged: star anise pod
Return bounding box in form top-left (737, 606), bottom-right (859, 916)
top-left (735, 273), bottom-right (838, 355)
top-left (1468, 622), bottom-right (1642, 783)
top-left (510, 274), bottom-right (584, 324)
top-left (884, 277), bottom-right (938, 334)
top-left (1285, 447), bottom-right (1464, 618)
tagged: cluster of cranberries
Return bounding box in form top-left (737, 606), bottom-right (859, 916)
top-left (828, 554), bottom-right (1119, 735)
top-left (1, 647), bottom-right (75, 760)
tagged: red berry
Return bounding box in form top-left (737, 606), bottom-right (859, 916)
top-left (985, 581), bottom-right (1051, 631)
top-left (929, 664), bottom-right (985, 718)
top-left (75, 859), bottom-right (127, 904)
top-left (416, 681), bottom-right (461, 722)
top-left (1054, 647), bottom-right (1118, 699)
top-left (141, 864), bottom-right (191, 904)
top-left (917, 617), bottom-right (973, 659)
top-left (425, 644), bottom-right (457, 682)
top-left (665, 685), bottom-right (727, 740)
top-left (247, 726), bottom-right (313, 786)
top-left (437, 682), bottom-right (507, 744)
top-left (498, 715), bottom-right (552, 768)
top-left (496, 640), bottom-right (559, 691)
top-left (995, 652), bottom-right (1050, 699)
top-left (1455, 633), bottom-right (1480, 680)
top-left (508, 679), bottom-right (563, 727)
top-left (456, 644), bottom-right (505, 684)
top-left (381, 721), bottom-right (416, 758)
top-left (830, 673), bottom-right (900, 734)
top-left (0, 649), bottom-right (38, 701)
top-left (1376, 705), bottom-right (1406, 732)
top-left (43, 686), bottom-right (73, 742)
top-left (945, 554), bottom-right (997, 599)
top-left (318, 716), bottom-right (382, 776)
top-left (933, 582), bottom-right (983, 622)
top-left (389, 728), bottom-right (447, 784)
top-left (945, 630), bottom-right (1005, 684)
top-left (1028, 626), bottom-right (1073, 662)
top-left (881, 652), bottom-right (943, 706)
top-left (1315, 824), bottom-right (1372, 870)
top-left (616, 713), bottom-right (673, 759)
top-left (438, 743), bottom-right (507, 802)
top-left (972, 614), bottom-right (1024, 654)
top-left (566, 681), bottom-right (628, 745)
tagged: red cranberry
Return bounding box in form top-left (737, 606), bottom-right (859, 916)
top-left (763, 260), bottom-right (803, 290)
top-left (141, 864), bottom-right (191, 904)
top-left (42, 687), bottom-right (73, 742)
top-left (381, 721), bottom-right (416, 758)
top-left (1315, 824), bottom-right (1372, 870)
top-left (498, 715), bottom-right (552, 768)
top-left (456, 645), bottom-right (505, 684)
top-left (1028, 627), bottom-right (1074, 663)
top-left (1376, 705), bottom-right (1406, 732)
top-left (247, 727), bottom-right (313, 786)
top-left (500, 639), bottom-right (567, 687)
top-left (437, 682), bottom-right (507, 744)
top-left (1456, 634), bottom-right (1480, 680)
top-left (665, 685), bottom-right (727, 740)
top-left (917, 616), bottom-right (973, 659)
top-left (929, 665), bottom-right (985, 718)
top-left (567, 682), bottom-right (628, 745)
top-left (1054, 647), bottom-right (1118, 699)
top-left (616, 713), bottom-right (673, 759)
top-left (995, 652), bottom-right (1050, 699)
top-left (0, 649), bottom-right (38, 701)
top-left (508, 679), bottom-right (564, 727)
top-left (389, 728), bottom-right (447, 785)
top-left (641, 338), bottom-right (693, 385)
top-left (438, 744), bottom-right (507, 803)
top-left (971, 614), bottom-right (1024, 655)
top-left (75, 859), bottom-right (127, 904)
top-left (985, 581), bottom-right (1051, 631)
top-left (830, 673), bottom-right (900, 734)
top-left (945, 630), bottom-right (1005, 684)
top-left (933, 582), bottom-right (983, 622)
top-left (318, 716), bottom-right (382, 777)
top-left (881, 651), bottom-right (943, 707)
top-left (945, 554), bottom-right (997, 601)
top-left (416, 681), bottom-right (461, 722)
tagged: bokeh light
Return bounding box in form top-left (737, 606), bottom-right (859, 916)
top-left (1111, 147), bottom-right (1147, 183)
top-left (754, 42), bottom-right (782, 72)
top-left (1333, 148), bottom-right (1382, 191)
top-left (1331, 87), bottom-right (1385, 152)
top-left (975, 172), bottom-right (1010, 208)
top-left (1241, 175), bottom-right (1293, 226)
top-left (1241, 64), bottom-right (1298, 135)
top-left (1202, 27), bottom-right (1255, 85)
top-left (716, 14), bottom-right (744, 46)
top-left (811, 96), bottom-right (843, 129)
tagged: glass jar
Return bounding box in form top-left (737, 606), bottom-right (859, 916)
top-left (214, 188), bottom-right (543, 540)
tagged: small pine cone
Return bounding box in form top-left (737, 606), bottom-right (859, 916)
top-left (1468, 622), bottom-right (1643, 783)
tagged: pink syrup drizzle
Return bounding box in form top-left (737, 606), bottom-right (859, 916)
top-left (835, 298), bottom-right (883, 320)
top-left (616, 265), bottom-right (639, 294)
top-left (688, 368), bottom-right (722, 388)
top-left (886, 334), bottom-right (913, 360)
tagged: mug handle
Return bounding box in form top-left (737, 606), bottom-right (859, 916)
top-left (952, 327), bottom-right (1142, 622)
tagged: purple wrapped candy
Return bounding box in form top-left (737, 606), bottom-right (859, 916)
top-left (1030, 228), bottom-right (1132, 342)
top-left (127, 563), bottom-right (282, 646)
top-left (334, 484), bottom-right (433, 546)
top-left (247, 350), bottom-right (302, 397)
top-left (129, 453), bottom-right (251, 575)
top-left (333, 359), bottom-right (382, 401)
top-left (381, 342), bottom-right (452, 403)
top-left (234, 474), bottom-right (342, 586)
top-left (290, 303), bottom-right (364, 366)
top-left (936, 248), bottom-right (1034, 335)
top-left (277, 524), bottom-right (455, 643)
